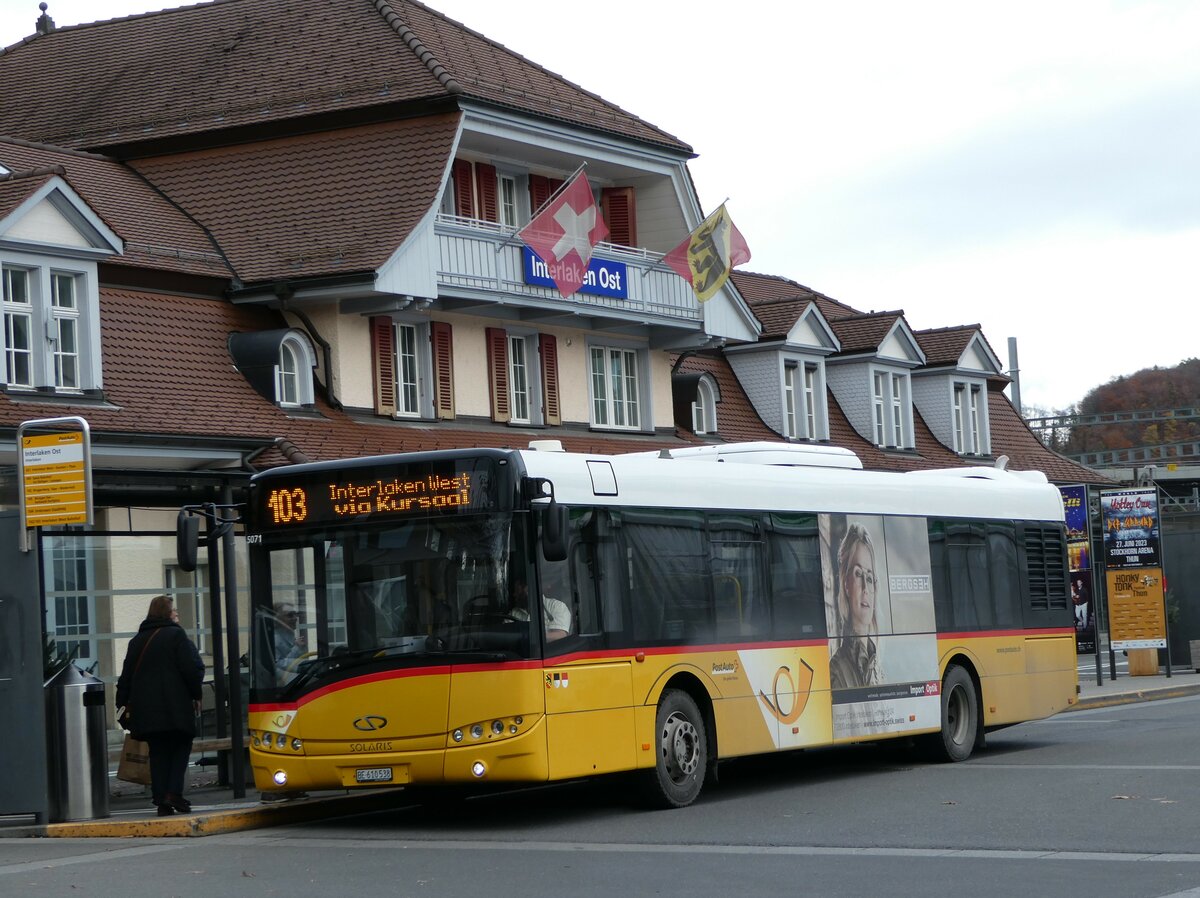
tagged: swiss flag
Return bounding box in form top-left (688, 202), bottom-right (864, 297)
top-left (518, 171), bottom-right (609, 298)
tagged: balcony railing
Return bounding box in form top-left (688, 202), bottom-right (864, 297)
top-left (434, 214), bottom-right (701, 324)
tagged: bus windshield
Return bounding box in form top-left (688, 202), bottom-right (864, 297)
top-left (251, 512), bottom-right (533, 697)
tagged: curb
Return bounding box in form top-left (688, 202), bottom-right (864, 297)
top-left (2, 788), bottom-right (408, 839)
top-left (1071, 682), bottom-right (1200, 712)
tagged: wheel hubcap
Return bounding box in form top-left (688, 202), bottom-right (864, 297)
top-left (947, 686), bottom-right (967, 744)
top-left (660, 711), bottom-right (700, 781)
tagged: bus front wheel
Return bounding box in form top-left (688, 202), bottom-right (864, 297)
top-left (931, 665), bottom-right (979, 763)
top-left (643, 689), bottom-right (707, 808)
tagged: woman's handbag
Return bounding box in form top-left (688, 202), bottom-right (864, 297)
top-left (118, 629), bottom-right (160, 735)
top-left (116, 733), bottom-right (151, 785)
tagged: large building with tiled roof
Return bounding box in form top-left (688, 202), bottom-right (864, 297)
top-left (0, 0), bottom-right (1105, 793)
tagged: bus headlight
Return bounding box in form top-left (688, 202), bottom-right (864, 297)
top-left (273, 770), bottom-right (288, 786)
top-left (275, 733), bottom-right (288, 749)
top-left (452, 729), bottom-right (464, 743)
top-left (470, 724), bottom-right (483, 739)
top-left (491, 720), bottom-right (504, 735)
top-left (291, 738), bottom-right (303, 752)
top-left (471, 761), bottom-right (487, 778)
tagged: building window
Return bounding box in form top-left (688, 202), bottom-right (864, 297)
top-left (499, 175), bottom-right (519, 228)
top-left (275, 332), bottom-right (316, 407)
top-left (784, 359), bottom-right (825, 441)
top-left (50, 272), bottom-right (80, 389)
top-left (395, 323), bottom-right (421, 417)
top-left (784, 365), bottom-right (797, 438)
top-left (953, 381), bottom-right (986, 455)
top-left (590, 344), bottom-right (641, 430)
top-left (508, 334), bottom-right (531, 423)
top-left (872, 369), bottom-right (910, 449)
top-left (2, 266), bottom-right (32, 387)
top-left (2, 263), bottom-right (97, 392)
top-left (693, 376), bottom-right (717, 435)
top-left (44, 531), bottom-right (95, 668)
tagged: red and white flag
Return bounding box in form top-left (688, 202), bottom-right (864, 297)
top-left (518, 170), bottom-right (609, 298)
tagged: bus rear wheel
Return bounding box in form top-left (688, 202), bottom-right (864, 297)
top-left (643, 689), bottom-right (707, 808)
top-left (930, 665), bottom-right (979, 762)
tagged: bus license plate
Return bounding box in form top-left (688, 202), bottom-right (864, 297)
top-left (355, 767), bottom-right (393, 783)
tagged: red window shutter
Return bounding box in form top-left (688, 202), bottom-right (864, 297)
top-left (452, 159), bottom-right (475, 218)
top-left (486, 327), bottom-right (511, 423)
top-left (371, 316), bottom-right (396, 416)
top-left (601, 187), bottom-right (637, 247)
top-left (528, 175), bottom-right (566, 215)
top-left (431, 321), bottom-right (455, 420)
top-left (539, 333), bottom-right (561, 426)
top-left (476, 163), bottom-right (498, 223)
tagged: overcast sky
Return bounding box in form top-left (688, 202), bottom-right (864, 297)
top-left (4, 0), bottom-right (1198, 413)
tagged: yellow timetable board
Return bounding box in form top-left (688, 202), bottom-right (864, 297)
top-left (21, 431), bottom-right (89, 528)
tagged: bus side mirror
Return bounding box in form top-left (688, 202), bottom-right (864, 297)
top-left (177, 511), bottom-right (200, 572)
top-left (542, 499), bottom-right (568, 562)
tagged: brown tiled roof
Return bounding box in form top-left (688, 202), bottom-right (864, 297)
top-left (730, 271), bottom-right (861, 336)
top-left (673, 351), bottom-right (783, 442)
top-left (0, 0), bottom-right (688, 155)
top-left (986, 387), bottom-right (1111, 484)
top-left (0, 138), bottom-right (230, 278)
top-left (914, 325), bottom-right (977, 367)
top-left (828, 312), bottom-right (905, 355)
top-left (0, 170), bottom-right (53, 219)
top-left (131, 115), bottom-right (460, 283)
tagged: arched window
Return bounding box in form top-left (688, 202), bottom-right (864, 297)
top-left (276, 331), bottom-right (316, 407)
top-left (692, 375), bottom-right (718, 435)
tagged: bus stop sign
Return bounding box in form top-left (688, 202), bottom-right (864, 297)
top-left (17, 417), bottom-right (94, 552)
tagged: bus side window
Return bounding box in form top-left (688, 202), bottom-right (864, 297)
top-left (767, 513), bottom-right (825, 639)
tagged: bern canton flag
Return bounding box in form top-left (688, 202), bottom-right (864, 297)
top-left (518, 171), bottom-right (609, 298)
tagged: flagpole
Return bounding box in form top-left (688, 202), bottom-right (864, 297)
top-left (496, 161), bottom-right (589, 254)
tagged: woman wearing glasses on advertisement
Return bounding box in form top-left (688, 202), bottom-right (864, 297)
top-left (829, 523), bottom-right (882, 689)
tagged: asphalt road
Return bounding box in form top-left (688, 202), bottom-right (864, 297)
top-left (6, 695), bottom-right (1200, 898)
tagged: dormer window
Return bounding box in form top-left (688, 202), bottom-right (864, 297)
top-left (783, 358), bottom-right (826, 441)
top-left (692, 375), bottom-right (718, 435)
top-left (228, 328), bottom-right (316, 410)
top-left (872, 368), bottom-right (912, 449)
top-left (952, 381), bottom-right (989, 455)
top-left (2, 263), bottom-right (97, 393)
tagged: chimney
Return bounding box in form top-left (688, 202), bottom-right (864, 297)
top-left (36, 2), bottom-right (56, 35)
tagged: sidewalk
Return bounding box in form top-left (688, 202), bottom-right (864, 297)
top-left (4, 668), bottom-right (1198, 839)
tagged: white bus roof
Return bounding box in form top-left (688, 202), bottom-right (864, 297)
top-left (519, 441), bottom-right (1064, 523)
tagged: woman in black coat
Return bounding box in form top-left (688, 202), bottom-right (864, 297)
top-left (115, 594), bottom-right (205, 816)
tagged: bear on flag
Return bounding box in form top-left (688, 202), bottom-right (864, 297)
top-left (518, 170), bottom-right (609, 298)
top-left (664, 204), bottom-right (751, 302)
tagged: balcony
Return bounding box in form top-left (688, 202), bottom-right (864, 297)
top-left (434, 214), bottom-right (701, 333)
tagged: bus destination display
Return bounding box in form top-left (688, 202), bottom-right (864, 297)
top-left (256, 461), bottom-right (494, 530)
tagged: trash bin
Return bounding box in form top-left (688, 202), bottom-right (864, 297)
top-left (44, 664), bottom-right (110, 822)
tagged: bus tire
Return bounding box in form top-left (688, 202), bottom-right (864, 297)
top-left (932, 665), bottom-right (979, 763)
top-left (643, 689), bottom-right (707, 808)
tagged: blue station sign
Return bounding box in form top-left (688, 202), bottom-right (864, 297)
top-left (522, 247), bottom-right (628, 299)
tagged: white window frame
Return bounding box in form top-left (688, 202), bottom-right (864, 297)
top-left (499, 174), bottom-right (519, 228)
top-left (692, 376), bottom-right (717, 435)
top-left (391, 318), bottom-right (438, 420)
top-left (953, 379), bottom-right (988, 455)
top-left (1, 257), bottom-right (99, 392)
top-left (784, 356), bottom-right (827, 441)
top-left (871, 367), bottom-right (911, 449)
top-left (784, 364), bottom-right (798, 438)
top-left (588, 341), bottom-right (646, 431)
top-left (508, 333), bottom-right (532, 424)
top-left (275, 331), bottom-right (316, 407)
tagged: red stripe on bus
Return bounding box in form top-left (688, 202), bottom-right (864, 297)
top-left (939, 627), bottom-right (1074, 640)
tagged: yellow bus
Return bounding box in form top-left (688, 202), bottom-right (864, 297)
top-left (245, 441), bottom-right (1076, 808)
